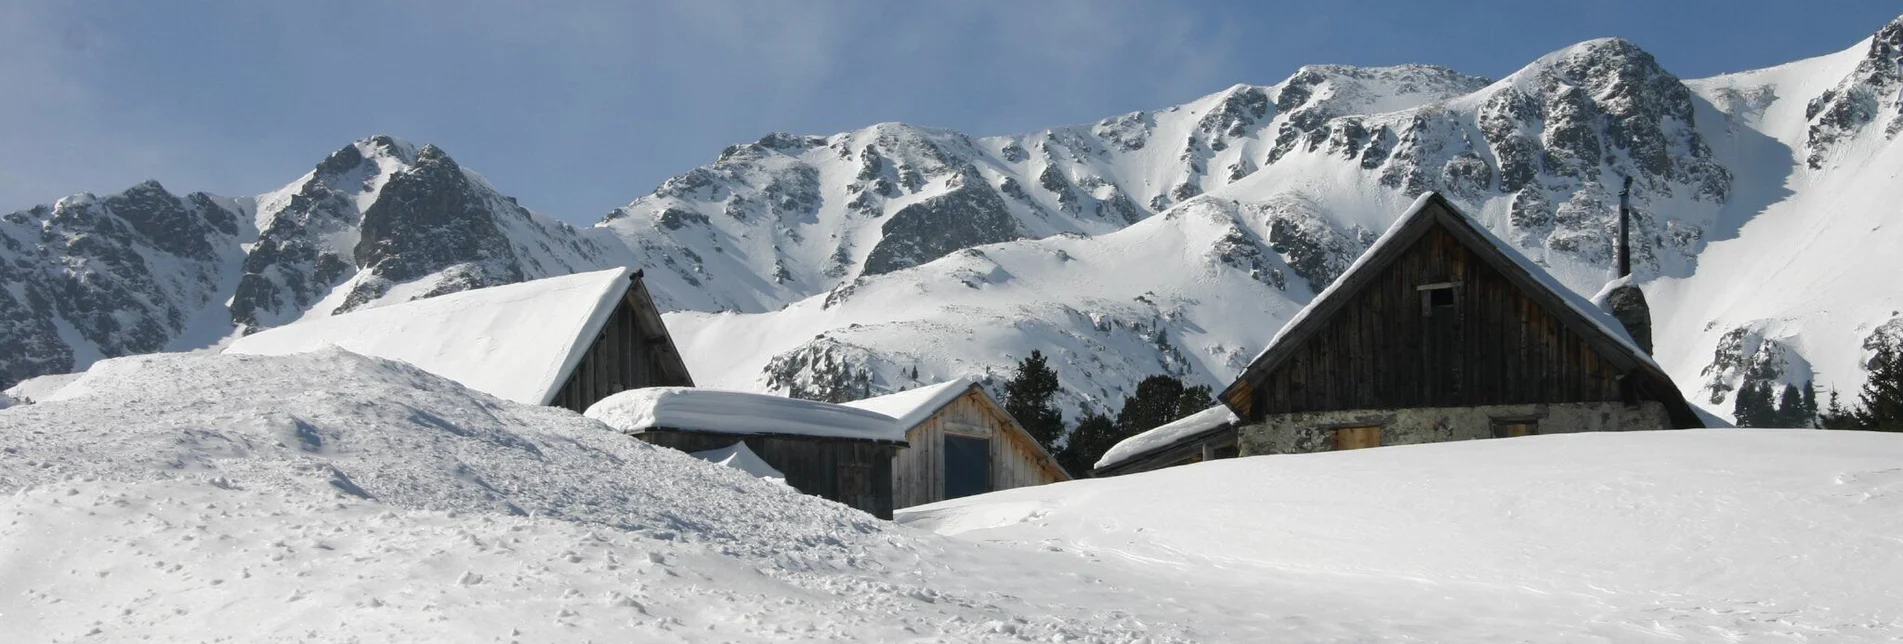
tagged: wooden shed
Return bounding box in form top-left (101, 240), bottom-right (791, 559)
top-left (844, 379), bottom-right (1069, 509)
top-left (226, 267), bottom-right (694, 412)
top-left (586, 387), bottom-right (907, 519)
top-left (1091, 405), bottom-right (1240, 477)
top-left (1217, 192), bottom-right (1701, 455)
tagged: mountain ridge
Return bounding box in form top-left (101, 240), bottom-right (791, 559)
top-left (8, 15), bottom-right (1903, 426)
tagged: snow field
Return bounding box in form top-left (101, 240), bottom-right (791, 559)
top-left (906, 429), bottom-right (1903, 642)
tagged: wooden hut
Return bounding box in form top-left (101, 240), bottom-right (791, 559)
top-left (1091, 405), bottom-right (1240, 477)
top-left (1217, 192), bottom-right (1701, 455)
top-left (586, 387), bottom-right (907, 519)
top-left (226, 267), bottom-right (694, 412)
top-left (843, 378), bottom-right (1069, 508)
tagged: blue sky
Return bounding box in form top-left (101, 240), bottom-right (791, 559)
top-left (3, 1), bottom-right (1898, 224)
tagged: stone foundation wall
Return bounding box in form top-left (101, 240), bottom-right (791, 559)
top-left (1237, 401), bottom-right (1672, 456)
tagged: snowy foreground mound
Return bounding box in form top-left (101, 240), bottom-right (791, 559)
top-left (7, 351), bottom-right (1902, 641)
top-left (905, 430), bottom-right (1903, 642)
top-left (0, 350), bottom-right (1171, 642)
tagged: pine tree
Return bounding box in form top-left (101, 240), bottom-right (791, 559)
top-left (1800, 380), bottom-right (1819, 428)
top-left (1114, 375), bottom-right (1188, 434)
top-left (1054, 412), bottom-right (1116, 477)
top-left (1855, 339), bottom-right (1903, 431)
top-left (1819, 389), bottom-right (1861, 429)
top-left (1733, 381), bottom-right (1771, 427)
top-left (1002, 350), bottom-right (1066, 453)
top-left (1776, 383), bottom-right (1804, 427)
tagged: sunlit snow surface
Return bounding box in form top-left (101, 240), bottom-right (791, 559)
top-left (907, 429), bottom-right (1903, 641)
top-left (5, 350), bottom-right (1901, 641)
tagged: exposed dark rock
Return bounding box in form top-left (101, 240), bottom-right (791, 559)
top-left (862, 171), bottom-right (1021, 276)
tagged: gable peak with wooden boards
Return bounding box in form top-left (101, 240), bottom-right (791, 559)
top-left (1217, 192), bottom-right (1702, 429)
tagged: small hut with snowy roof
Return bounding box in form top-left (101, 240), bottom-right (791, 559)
top-left (585, 388), bottom-right (906, 518)
top-left (226, 267), bottom-right (694, 412)
top-left (1091, 404), bottom-right (1240, 477)
top-left (843, 378), bottom-right (1069, 509)
top-left (1217, 192), bottom-right (1701, 456)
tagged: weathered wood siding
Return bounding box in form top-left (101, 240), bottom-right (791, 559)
top-left (1248, 225), bottom-right (1628, 420)
top-left (893, 390), bottom-right (1067, 509)
top-left (638, 429), bottom-right (898, 519)
top-left (550, 290), bottom-right (693, 413)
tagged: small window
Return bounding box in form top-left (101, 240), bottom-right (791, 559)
top-left (1491, 420), bottom-right (1538, 438)
top-left (1334, 426), bottom-right (1382, 450)
top-left (1417, 282), bottom-right (1460, 316)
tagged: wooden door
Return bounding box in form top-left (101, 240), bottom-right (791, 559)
top-left (1334, 426), bottom-right (1382, 450)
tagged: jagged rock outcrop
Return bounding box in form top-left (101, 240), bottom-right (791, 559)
top-left (1700, 323), bottom-right (1811, 406)
top-left (1805, 17), bottom-right (1903, 168)
top-left (0, 182), bottom-right (244, 389)
top-left (1, 137), bottom-right (619, 388)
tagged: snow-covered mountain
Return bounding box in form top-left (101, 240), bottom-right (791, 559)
top-left (7, 14), bottom-right (1903, 422)
top-left (0, 136), bottom-right (625, 389)
top-left (642, 18), bottom-right (1902, 420)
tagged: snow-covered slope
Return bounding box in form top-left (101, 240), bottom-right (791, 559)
top-left (1656, 18), bottom-right (1903, 411)
top-left (638, 15), bottom-right (1903, 423)
top-left (903, 429), bottom-right (1903, 641)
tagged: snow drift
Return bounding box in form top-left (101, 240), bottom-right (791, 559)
top-left (0, 350), bottom-right (1189, 642)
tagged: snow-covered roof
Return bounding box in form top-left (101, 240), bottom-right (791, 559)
top-left (1094, 404), bottom-right (1239, 471)
top-left (226, 267), bottom-right (637, 406)
top-left (585, 387), bottom-right (906, 444)
top-left (1221, 192), bottom-right (1699, 428)
top-left (839, 378), bottom-right (977, 429)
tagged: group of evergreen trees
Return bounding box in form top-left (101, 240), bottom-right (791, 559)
top-left (1731, 380), bottom-right (1817, 428)
top-left (1817, 338), bottom-right (1903, 431)
top-left (1000, 350), bottom-right (1212, 477)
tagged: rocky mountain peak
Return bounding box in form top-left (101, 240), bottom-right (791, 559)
top-left (1803, 13), bottom-right (1903, 168)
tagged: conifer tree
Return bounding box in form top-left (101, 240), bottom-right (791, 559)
top-left (1819, 389), bottom-right (1861, 430)
top-left (1855, 339), bottom-right (1903, 431)
top-left (1733, 381), bottom-right (1774, 427)
top-left (1002, 350), bottom-right (1066, 453)
top-left (1054, 412), bottom-right (1116, 477)
top-left (1776, 383), bottom-right (1805, 427)
top-left (1800, 380), bottom-right (1819, 428)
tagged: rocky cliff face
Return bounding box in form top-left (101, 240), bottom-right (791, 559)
top-left (0, 137), bottom-right (620, 390)
top-left (1804, 17), bottom-right (1903, 168)
top-left (0, 182), bottom-right (245, 388)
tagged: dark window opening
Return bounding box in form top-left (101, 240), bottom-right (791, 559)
top-left (1491, 420), bottom-right (1539, 438)
top-left (1418, 283), bottom-right (1460, 317)
top-left (943, 434), bottom-right (991, 500)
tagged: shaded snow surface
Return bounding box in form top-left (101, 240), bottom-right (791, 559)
top-left (689, 442), bottom-right (787, 482)
top-left (907, 429), bottom-right (1903, 641)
